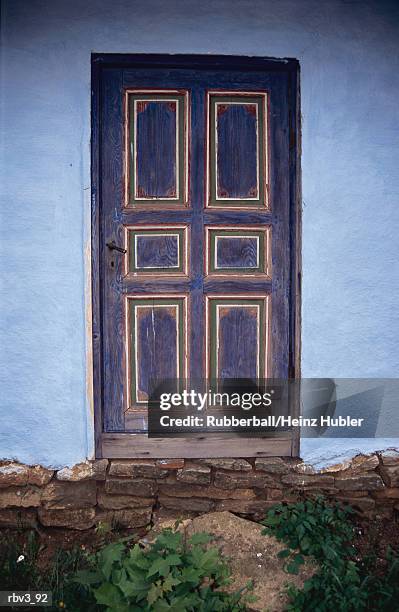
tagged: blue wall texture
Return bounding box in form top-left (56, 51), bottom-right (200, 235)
top-left (1, 0), bottom-right (398, 467)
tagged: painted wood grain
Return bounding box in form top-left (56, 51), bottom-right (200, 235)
top-left (127, 91), bottom-right (189, 207)
top-left (136, 101), bottom-right (177, 198)
top-left (218, 305), bottom-right (259, 378)
top-left (102, 432), bottom-right (292, 458)
top-left (101, 67), bottom-right (125, 431)
top-left (136, 234), bottom-right (179, 268)
top-left (127, 296), bottom-right (187, 409)
top-left (205, 227), bottom-right (270, 276)
top-left (217, 236), bottom-right (257, 268)
top-left (91, 57), bottom-right (104, 456)
top-left (207, 297), bottom-right (268, 382)
top-left (217, 104), bottom-right (258, 198)
top-left (207, 92), bottom-right (268, 208)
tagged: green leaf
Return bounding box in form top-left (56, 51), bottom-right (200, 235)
top-left (263, 516), bottom-right (280, 527)
top-left (286, 562), bottom-right (300, 575)
top-left (73, 569), bottom-right (103, 585)
top-left (154, 530), bottom-right (182, 551)
top-left (299, 536), bottom-right (311, 552)
top-left (128, 544), bottom-right (152, 571)
top-left (294, 554), bottom-right (305, 565)
top-left (198, 547), bottom-right (220, 571)
top-left (322, 544), bottom-right (338, 561)
top-left (147, 581), bottom-right (164, 605)
top-left (152, 600), bottom-right (174, 612)
top-left (123, 560), bottom-right (146, 579)
top-left (188, 532), bottom-right (213, 546)
top-left (118, 570), bottom-right (149, 599)
top-left (147, 554), bottom-right (181, 578)
top-left (277, 549), bottom-right (291, 559)
top-left (162, 573), bottom-right (181, 593)
top-left (93, 582), bottom-right (123, 607)
top-left (98, 542), bottom-right (125, 580)
top-left (180, 566), bottom-right (202, 585)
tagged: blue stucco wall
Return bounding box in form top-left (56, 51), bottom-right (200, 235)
top-left (1, 0), bottom-right (398, 468)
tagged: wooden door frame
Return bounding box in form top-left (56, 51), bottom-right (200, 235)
top-left (91, 53), bottom-right (301, 459)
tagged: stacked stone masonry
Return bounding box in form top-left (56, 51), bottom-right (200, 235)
top-left (0, 452), bottom-right (398, 530)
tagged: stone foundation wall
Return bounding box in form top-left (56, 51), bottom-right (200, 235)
top-left (0, 452), bottom-right (398, 530)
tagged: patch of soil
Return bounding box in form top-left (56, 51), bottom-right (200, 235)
top-left (170, 511), bottom-right (314, 612)
top-left (0, 525), bottom-right (146, 570)
top-left (353, 514), bottom-right (399, 575)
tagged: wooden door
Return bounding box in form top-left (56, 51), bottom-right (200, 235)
top-left (92, 54), bottom-right (301, 458)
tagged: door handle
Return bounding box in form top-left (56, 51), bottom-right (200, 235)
top-left (106, 241), bottom-right (127, 254)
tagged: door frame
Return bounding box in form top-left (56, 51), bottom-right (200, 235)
top-left (91, 53), bottom-right (301, 459)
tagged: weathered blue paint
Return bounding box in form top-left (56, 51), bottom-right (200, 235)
top-left (219, 307), bottom-right (259, 379)
top-left (209, 93), bottom-right (267, 207)
top-left (1, 0), bottom-right (398, 467)
top-left (216, 237), bottom-right (258, 269)
top-left (136, 235), bottom-right (179, 269)
top-left (136, 102), bottom-right (177, 198)
top-left (137, 307), bottom-right (178, 401)
top-left (217, 105), bottom-right (258, 198)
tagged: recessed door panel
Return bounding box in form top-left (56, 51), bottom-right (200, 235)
top-left (205, 227), bottom-right (271, 276)
top-left (125, 226), bottom-right (188, 275)
top-left (207, 92), bottom-right (268, 208)
top-left (128, 297), bottom-right (187, 408)
top-left (207, 297), bottom-right (270, 381)
top-left (217, 236), bottom-right (258, 269)
top-left (127, 91), bottom-right (189, 207)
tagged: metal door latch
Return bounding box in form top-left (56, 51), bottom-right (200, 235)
top-left (106, 241), bottom-right (127, 254)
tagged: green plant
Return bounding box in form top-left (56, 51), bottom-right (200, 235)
top-left (0, 530), bottom-right (41, 591)
top-left (44, 546), bottom-right (98, 611)
top-left (95, 521), bottom-right (113, 537)
top-left (262, 497), bottom-right (355, 576)
top-left (262, 496), bottom-right (399, 612)
top-left (361, 545), bottom-right (399, 612)
top-left (74, 529), bottom-right (252, 611)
